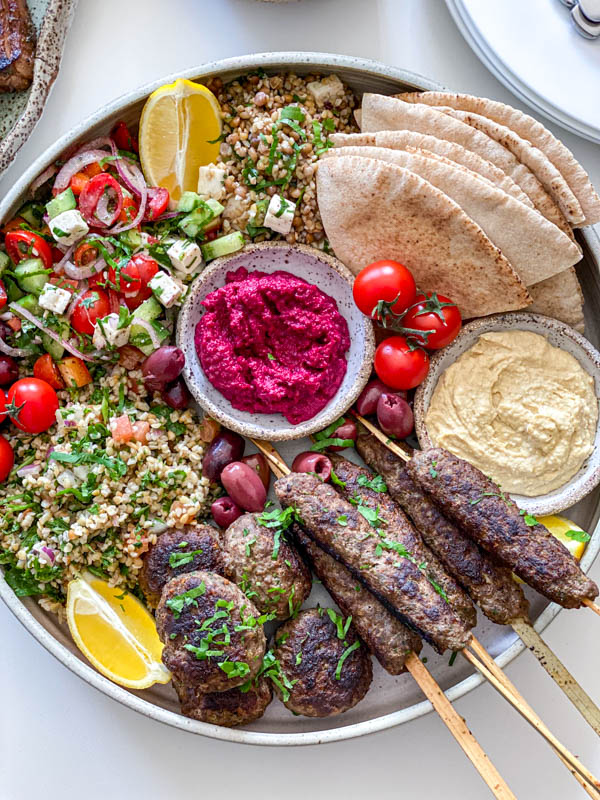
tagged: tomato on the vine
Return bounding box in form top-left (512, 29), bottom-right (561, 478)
top-left (402, 292), bottom-right (462, 350)
top-left (353, 260), bottom-right (416, 321)
top-left (70, 289), bottom-right (110, 336)
top-left (374, 336), bottom-right (430, 391)
top-left (7, 378), bottom-right (59, 434)
top-left (0, 434), bottom-right (14, 482)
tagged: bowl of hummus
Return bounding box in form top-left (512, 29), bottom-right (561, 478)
top-left (176, 242), bottom-right (375, 440)
top-left (413, 313), bottom-right (600, 516)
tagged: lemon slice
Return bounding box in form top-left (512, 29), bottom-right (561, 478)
top-left (539, 515), bottom-right (590, 561)
top-left (139, 78), bottom-right (222, 203)
top-left (66, 575), bottom-right (171, 689)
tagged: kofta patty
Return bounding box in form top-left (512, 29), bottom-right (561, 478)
top-left (272, 608), bottom-right (372, 717)
top-left (221, 513), bottom-right (311, 620)
top-left (173, 676), bottom-right (272, 727)
top-left (139, 525), bottom-right (223, 608)
top-left (156, 571), bottom-right (266, 693)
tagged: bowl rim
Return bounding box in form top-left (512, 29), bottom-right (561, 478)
top-left (175, 241), bottom-right (375, 441)
top-left (1, 50), bottom-right (599, 747)
top-left (413, 312), bottom-right (600, 516)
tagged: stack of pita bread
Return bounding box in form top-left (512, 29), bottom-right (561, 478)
top-left (316, 91), bottom-right (600, 331)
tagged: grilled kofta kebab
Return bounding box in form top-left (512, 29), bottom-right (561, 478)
top-left (274, 472), bottom-right (474, 653)
top-left (355, 432), bottom-right (530, 625)
top-left (408, 447), bottom-right (599, 608)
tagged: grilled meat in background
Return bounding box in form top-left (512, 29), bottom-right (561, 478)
top-left (0, 0), bottom-right (35, 92)
top-left (356, 430), bottom-right (530, 626)
top-left (172, 676), bottom-right (272, 728)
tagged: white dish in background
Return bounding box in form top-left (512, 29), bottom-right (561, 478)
top-left (176, 242), bottom-right (375, 441)
top-left (446, 0), bottom-right (600, 143)
top-left (414, 312), bottom-right (600, 517)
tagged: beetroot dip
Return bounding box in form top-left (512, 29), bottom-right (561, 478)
top-left (195, 267), bottom-right (350, 424)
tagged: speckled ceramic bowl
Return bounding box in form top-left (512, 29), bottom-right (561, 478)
top-left (414, 312), bottom-right (600, 516)
top-left (176, 242), bottom-right (375, 441)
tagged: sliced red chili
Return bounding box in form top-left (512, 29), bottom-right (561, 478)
top-left (5, 230), bottom-right (53, 270)
top-left (78, 173), bottom-right (124, 229)
top-left (144, 187), bottom-right (169, 221)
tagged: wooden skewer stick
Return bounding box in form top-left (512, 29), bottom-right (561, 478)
top-left (251, 437), bottom-right (516, 800)
top-left (354, 411), bottom-right (600, 738)
top-left (465, 639), bottom-right (600, 797)
top-left (583, 599), bottom-right (600, 618)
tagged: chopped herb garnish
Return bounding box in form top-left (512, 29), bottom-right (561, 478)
top-left (335, 640), bottom-right (360, 680)
top-left (357, 473), bottom-right (387, 493)
top-left (565, 528), bottom-right (591, 543)
top-left (166, 582), bottom-right (206, 618)
top-left (169, 548), bottom-right (203, 569)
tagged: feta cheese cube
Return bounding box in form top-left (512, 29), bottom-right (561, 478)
top-left (38, 283), bottom-right (71, 314)
top-left (306, 74), bottom-right (345, 107)
top-left (49, 209), bottom-right (89, 247)
top-left (197, 163), bottom-right (226, 201)
top-left (149, 271), bottom-right (183, 308)
top-left (264, 194), bottom-right (296, 235)
top-left (92, 313), bottom-right (130, 349)
top-left (167, 239), bottom-right (203, 276)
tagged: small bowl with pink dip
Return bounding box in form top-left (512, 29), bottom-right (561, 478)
top-left (176, 242), bottom-right (375, 441)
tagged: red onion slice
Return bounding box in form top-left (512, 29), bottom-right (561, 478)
top-left (0, 335), bottom-right (31, 358)
top-left (73, 136), bottom-right (113, 157)
top-left (9, 302), bottom-right (96, 362)
top-left (17, 463), bottom-right (41, 478)
top-left (66, 282), bottom-right (89, 319)
top-left (132, 318), bottom-right (160, 349)
top-left (30, 164), bottom-right (58, 196)
top-left (64, 258), bottom-right (105, 282)
top-left (53, 149), bottom-right (115, 194)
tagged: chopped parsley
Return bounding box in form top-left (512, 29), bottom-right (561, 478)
top-left (166, 582), bottom-right (206, 618)
top-left (565, 528), bottom-right (591, 543)
top-left (327, 608), bottom-right (352, 642)
top-left (241, 650), bottom-right (297, 701)
top-left (337, 514), bottom-right (348, 527)
top-left (257, 505), bottom-right (300, 560)
top-left (357, 473), bottom-right (387, 493)
top-left (519, 510), bottom-right (538, 527)
top-left (335, 641), bottom-right (360, 680)
top-left (168, 548), bottom-right (203, 569)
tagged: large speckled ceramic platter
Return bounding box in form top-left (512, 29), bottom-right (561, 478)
top-left (176, 242), bottom-right (375, 441)
top-left (0, 0), bottom-right (78, 176)
top-left (414, 313), bottom-right (600, 517)
top-left (1, 53), bottom-right (600, 746)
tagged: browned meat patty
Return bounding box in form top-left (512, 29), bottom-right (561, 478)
top-left (409, 448), bottom-right (599, 608)
top-left (356, 430), bottom-right (529, 625)
top-left (0, 0), bottom-right (35, 92)
top-left (139, 525), bottom-right (223, 608)
top-left (272, 608), bottom-right (372, 717)
top-left (221, 513), bottom-right (311, 620)
top-left (173, 676), bottom-right (272, 727)
top-left (274, 472), bottom-right (472, 652)
top-left (291, 524), bottom-right (422, 674)
top-left (156, 571), bottom-right (266, 693)
top-left (329, 454), bottom-right (476, 629)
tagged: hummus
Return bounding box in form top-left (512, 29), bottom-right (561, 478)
top-left (195, 267), bottom-right (350, 424)
top-left (425, 330), bottom-right (598, 496)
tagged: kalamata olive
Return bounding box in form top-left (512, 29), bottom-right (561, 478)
top-left (327, 418), bottom-right (358, 452)
top-left (242, 453), bottom-right (270, 491)
top-left (355, 378), bottom-right (404, 416)
top-left (0, 321), bottom-right (11, 342)
top-left (291, 451), bottom-right (332, 482)
top-left (141, 346), bottom-right (185, 392)
top-left (211, 496), bottom-right (243, 528)
top-left (377, 392), bottom-right (414, 440)
top-left (161, 377), bottom-right (190, 410)
top-left (220, 461), bottom-right (267, 512)
top-left (0, 355), bottom-right (18, 387)
top-left (202, 430), bottom-right (246, 483)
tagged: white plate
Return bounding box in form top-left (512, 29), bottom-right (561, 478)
top-left (446, 0), bottom-right (600, 143)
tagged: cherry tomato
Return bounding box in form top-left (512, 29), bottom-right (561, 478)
top-left (78, 173), bottom-right (124, 228)
top-left (374, 336), bottom-right (430, 391)
top-left (70, 289), bottom-right (110, 336)
top-left (5, 230), bottom-right (53, 270)
top-left (2, 216), bottom-right (27, 235)
top-left (107, 289), bottom-right (121, 314)
top-left (33, 354), bottom-right (65, 390)
top-left (123, 289), bottom-right (152, 310)
top-left (119, 196), bottom-right (139, 226)
top-left (111, 121), bottom-right (139, 154)
top-left (0, 435), bottom-right (14, 482)
top-left (70, 172), bottom-right (90, 196)
top-left (144, 187), bottom-right (169, 221)
top-left (108, 259), bottom-right (142, 296)
top-left (0, 389), bottom-right (7, 422)
top-left (0, 280), bottom-right (6, 310)
top-left (7, 378), bottom-right (59, 434)
top-left (402, 292), bottom-right (462, 350)
top-left (352, 260), bottom-right (416, 321)
top-left (121, 253), bottom-right (158, 307)
top-left (73, 241), bottom-right (99, 267)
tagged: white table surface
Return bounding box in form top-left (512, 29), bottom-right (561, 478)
top-left (1, 1), bottom-right (600, 797)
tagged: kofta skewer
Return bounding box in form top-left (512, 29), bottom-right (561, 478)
top-left (256, 446), bottom-right (515, 800)
top-left (355, 415), bottom-right (600, 737)
top-left (255, 441), bottom-right (600, 797)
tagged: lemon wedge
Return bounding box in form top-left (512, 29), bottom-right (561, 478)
top-left (539, 515), bottom-right (590, 562)
top-left (66, 575), bottom-right (171, 689)
top-left (139, 78), bottom-right (222, 203)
